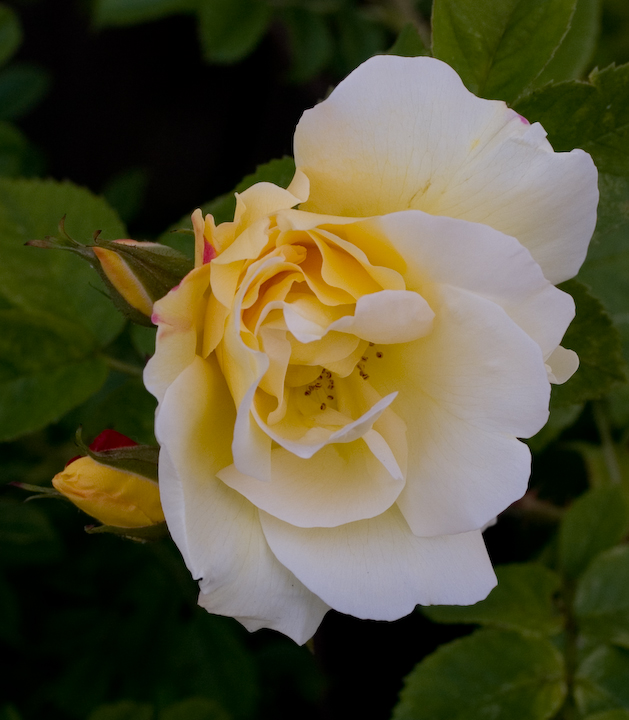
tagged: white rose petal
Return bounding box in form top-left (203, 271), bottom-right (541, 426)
top-left (146, 55), bottom-right (599, 643)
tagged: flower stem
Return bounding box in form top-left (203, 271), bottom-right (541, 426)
top-left (592, 400), bottom-right (622, 485)
top-left (101, 354), bottom-right (144, 378)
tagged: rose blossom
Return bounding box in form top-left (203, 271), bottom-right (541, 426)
top-left (144, 56), bottom-right (598, 643)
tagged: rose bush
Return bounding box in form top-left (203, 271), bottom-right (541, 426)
top-left (144, 56), bottom-right (598, 643)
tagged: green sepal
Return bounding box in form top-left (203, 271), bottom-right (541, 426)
top-left (84, 522), bottom-right (169, 543)
top-left (91, 235), bottom-right (193, 295)
top-left (26, 216), bottom-right (193, 326)
top-left (75, 427), bottom-right (159, 482)
top-left (10, 482), bottom-right (64, 501)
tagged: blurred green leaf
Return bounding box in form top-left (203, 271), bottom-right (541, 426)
top-left (0, 310), bottom-right (108, 440)
top-left (515, 63), bottom-right (629, 176)
top-left (422, 563), bottom-right (563, 636)
top-left (574, 546), bottom-right (629, 647)
top-left (166, 613), bottom-right (259, 719)
top-left (93, 0), bottom-right (195, 27)
top-left (0, 121), bottom-right (44, 177)
top-left (584, 712), bottom-right (629, 720)
top-left (282, 8), bottom-right (333, 83)
top-left (392, 628), bottom-right (566, 720)
top-left (197, 0), bottom-right (271, 65)
top-left (0, 64), bottom-right (50, 121)
top-left (432, 0), bottom-right (576, 102)
top-left (0, 178), bottom-right (126, 347)
top-left (103, 168), bottom-right (148, 225)
top-left (0, 5), bottom-right (22, 68)
top-left (567, 440), bottom-right (629, 498)
top-left (551, 280), bottom-right (626, 406)
top-left (88, 702), bottom-right (154, 720)
top-left (527, 399), bottom-right (583, 453)
top-left (559, 487), bottom-right (629, 579)
top-left (333, 7), bottom-right (388, 75)
top-left (130, 324), bottom-right (156, 358)
top-left (0, 501), bottom-right (62, 565)
top-left (575, 645), bottom-right (629, 715)
top-left (388, 23), bottom-right (430, 57)
top-left (535, 0), bottom-right (601, 85)
top-left (159, 698), bottom-right (231, 720)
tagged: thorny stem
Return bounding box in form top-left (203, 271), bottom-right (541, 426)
top-left (592, 399), bottom-right (622, 485)
top-left (101, 354), bottom-right (144, 378)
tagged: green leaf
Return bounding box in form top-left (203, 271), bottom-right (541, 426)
top-left (234, 156), bottom-right (296, 195)
top-left (535, 0), bottom-right (601, 85)
top-left (584, 712), bottom-right (629, 720)
top-left (197, 0), bottom-right (271, 65)
top-left (551, 280), bottom-right (626, 407)
top-left (515, 63), bottom-right (629, 176)
top-left (0, 121), bottom-right (43, 177)
top-left (93, 0), bottom-right (195, 26)
top-left (575, 645), bottom-right (629, 715)
top-left (0, 5), bottom-right (22, 68)
top-left (388, 23), bottom-right (430, 57)
top-left (422, 563), bottom-right (563, 636)
top-left (0, 64), bottom-right (50, 120)
top-left (392, 628), bottom-right (566, 720)
top-left (159, 698), bottom-right (231, 720)
top-left (282, 8), bottom-right (333, 84)
top-left (559, 487), bottom-right (629, 579)
top-left (0, 501), bottom-right (62, 565)
top-left (574, 546), bottom-right (629, 648)
top-left (158, 156), bottom-right (296, 252)
top-left (88, 702), bottom-right (154, 720)
top-left (527, 399), bottom-right (583, 453)
top-left (576, 174), bottom-right (629, 368)
top-left (130, 324), bottom-right (156, 358)
top-left (332, 7), bottom-right (388, 75)
top-left (431, 0), bottom-right (576, 103)
top-left (102, 168), bottom-right (148, 225)
top-left (567, 440), bottom-right (629, 497)
top-left (0, 178), bottom-right (127, 347)
top-left (167, 613), bottom-right (260, 719)
top-left (0, 310), bottom-right (109, 440)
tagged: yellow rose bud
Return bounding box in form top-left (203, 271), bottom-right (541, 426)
top-left (52, 456), bottom-right (165, 528)
top-left (93, 244), bottom-right (155, 317)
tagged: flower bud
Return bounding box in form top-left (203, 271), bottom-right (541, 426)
top-left (92, 239), bottom-right (193, 325)
top-left (26, 219), bottom-right (193, 327)
top-left (52, 430), bottom-right (164, 529)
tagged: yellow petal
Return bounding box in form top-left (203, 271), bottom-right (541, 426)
top-left (53, 456), bottom-right (165, 528)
